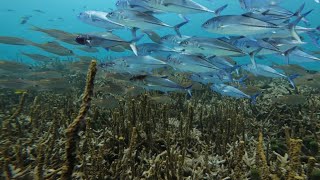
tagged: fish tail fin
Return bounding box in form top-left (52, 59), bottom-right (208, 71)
top-left (283, 46), bottom-right (298, 64)
top-left (129, 34), bottom-right (144, 56)
top-left (185, 84), bottom-right (192, 97)
top-left (288, 74), bottom-right (300, 89)
top-left (174, 18), bottom-right (189, 38)
top-left (289, 10), bottom-right (313, 43)
top-left (214, 4), bottom-right (228, 16)
top-left (293, 3), bottom-right (311, 26)
top-left (249, 48), bottom-right (262, 69)
top-left (29, 25), bottom-right (41, 31)
top-left (236, 75), bottom-right (248, 87)
top-left (293, 3), bottom-right (305, 17)
top-left (250, 93), bottom-right (260, 104)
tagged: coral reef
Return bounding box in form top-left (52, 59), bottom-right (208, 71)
top-left (0, 64), bottom-right (319, 179)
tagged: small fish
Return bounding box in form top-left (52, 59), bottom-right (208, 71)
top-left (271, 94), bottom-right (307, 106)
top-left (210, 83), bottom-right (260, 103)
top-left (21, 52), bottom-right (53, 62)
top-left (32, 41), bottom-right (74, 56)
top-left (33, 9), bottom-right (45, 14)
top-left (130, 75), bottom-right (192, 96)
top-left (77, 46), bottom-right (100, 53)
top-left (150, 95), bottom-right (176, 105)
top-left (25, 71), bottom-right (63, 80)
top-left (0, 36), bottom-right (33, 46)
top-left (0, 79), bottom-right (34, 90)
top-left (20, 15), bottom-right (32, 24)
top-left (271, 63), bottom-right (311, 76)
top-left (0, 60), bottom-right (32, 72)
top-left (30, 26), bottom-right (79, 45)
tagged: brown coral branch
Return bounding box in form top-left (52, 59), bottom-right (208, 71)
top-left (60, 60), bottom-right (97, 180)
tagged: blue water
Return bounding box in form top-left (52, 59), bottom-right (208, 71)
top-left (1, 0), bottom-right (320, 69)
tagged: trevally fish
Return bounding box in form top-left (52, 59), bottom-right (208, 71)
top-left (239, 0), bottom-right (281, 10)
top-left (130, 75), bottom-right (192, 96)
top-left (239, 1), bottom-right (309, 25)
top-left (207, 56), bottom-right (236, 69)
top-left (163, 53), bottom-right (221, 73)
top-left (137, 43), bottom-right (179, 56)
top-left (179, 36), bottom-right (245, 56)
top-left (190, 72), bottom-right (233, 85)
top-left (220, 36), bottom-right (279, 54)
top-left (242, 63), bottom-right (298, 88)
top-left (283, 47), bottom-right (320, 64)
top-left (75, 32), bottom-right (143, 56)
top-left (160, 34), bottom-right (191, 46)
top-left (210, 83), bottom-right (260, 103)
top-left (78, 11), bottom-right (124, 31)
top-left (116, 0), bottom-right (216, 14)
top-left (202, 10), bottom-right (312, 43)
top-left (32, 41), bottom-right (74, 56)
top-left (115, 0), bottom-right (163, 14)
top-left (101, 55), bottom-right (167, 74)
top-left (105, 9), bottom-right (188, 37)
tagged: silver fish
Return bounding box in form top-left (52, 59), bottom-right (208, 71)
top-left (105, 9), bottom-right (188, 37)
top-left (130, 75), bottom-right (192, 96)
top-left (179, 36), bottom-right (245, 56)
top-left (78, 11), bottom-right (124, 30)
top-left (242, 63), bottom-right (298, 88)
top-left (102, 55), bottom-right (167, 74)
top-left (210, 83), bottom-right (259, 103)
top-left (75, 32), bottom-right (143, 56)
top-left (202, 10), bottom-right (311, 43)
top-left (163, 53), bottom-right (221, 73)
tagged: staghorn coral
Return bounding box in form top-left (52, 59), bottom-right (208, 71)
top-left (0, 71), bottom-right (319, 179)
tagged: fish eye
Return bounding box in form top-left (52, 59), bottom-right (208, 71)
top-left (75, 36), bottom-right (86, 45)
top-left (69, 50), bottom-right (73, 54)
top-left (205, 22), bottom-right (209, 25)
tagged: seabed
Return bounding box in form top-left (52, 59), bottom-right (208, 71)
top-left (0, 60), bottom-right (319, 179)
